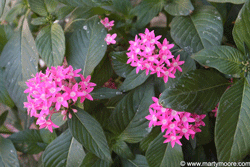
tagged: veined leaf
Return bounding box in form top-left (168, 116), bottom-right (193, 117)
top-left (215, 79), bottom-right (250, 162)
top-left (90, 87), bottom-right (122, 100)
top-left (43, 129), bottom-right (85, 167)
top-left (80, 153), bottom-right (110, 167)
top-left (164, 0), bottom-right (194, 16)
top-left (36, 23), bottom-right (65, 67)
top-left (66, 16), bottom-right (107, 77)
top-left (208, 0), bottom-right (246, 4)
top-left (121, 154), bottom-right (149, 167)
top-left (170, 5), bottom-right (223, 53)
top-left (68, 108), bottom-right (112, 162)
top-left (146, 133), bottom-right (183, 167)
top-left (233, 0), bottom-right (250, 54)
top-left (0, 68), bottom-right (14, 107)
top-left (8, 129), bottom-right (47, 154)
top-left (28, 0), bottom-right (58, 16)
top-left (0, 136), bottom-right (19, 167)
top-left (107, 81), bottom-right (154, 143)
top-left (0, 18), bottom-right (39, 111)
top-left (112, 140), bottom-right (134, 159)
top-left (0, 0), bottom-right (6, 17)
top-left (0, 110), bottom-right (8, 127)
top-left (192, 46), bottom-right (244, 76)
top-left (159, 70), bottom-right (230, 113)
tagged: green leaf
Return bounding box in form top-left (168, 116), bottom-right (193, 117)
top-left (28, 0), bottom-right (47, 16)
top-left (66, 16), bottom-right (107, 77)
top-left (58, 0), bottom-right (97, 7)
top-left (233, 0), bottom-right (250, 54)
top-left (110, 51), bottom-right (134, 78)
top-left (44, 0), bottom-right (58, 13)
top-left (146, 133), bottom-right (183, 167)
top-left (139, 127), bottom-right (161, 153)
top-left (132, 0), bottom-right (165, 29)
top-left (31, 17), bottom-right (47, 25)
top-left (195, 115), bottom-right (212, 146)
top-left (36, 23), bottom-right (65, 67)
top-left (5, 2), bottom-right (27, 22)
top-left (112, 0), bottom-right (132, 16)
top-left (39, 129), bottom-right (57, 144)
top-left (159, 69), bottom-right (230, 113)
top-left (0, 68), bottom-right (15, 107)
top-left (56, 6), bottom-right (75, 20)
top-left (0, 18), bottom-right (39, 111)
top-left (51, 112), bottom-right (67, 127)
top-left (121, 154), bottom-right (149, 167)
top-left (215, 79), bottom-right (250, 162)
top-left (208, 0), bottom-right (246, 4)
top-left (107, 81), bottom-right (154, 143)
top-left (0, 136), bottom-right (19, 167)
top-left (0, 110), bottom-right (8, 127)
top-left (192, 46), bottom-right (244, 76)
top-left (43, 129), bottom-right (85, 167)
top-left (8, 129), bottom-right (47, 154)
top-left (170, 5), bottom-right (223, 53)
top-left (68, 108), bottom-right (112, 162)
top-left (91, 55), bottom-right (113, 87)
top-left (112, 140), bottom-right (134, 159)
top-left (66, 137), bottom-right (85, 167)
top-left (90, 87), bottom-right (123, 100)
top-left (80, 153), bottom-right (110, 167)
top-left (164, 0), bottom-right (194, 16)
top-left (0, 0), bottom-right (5, 17)
top-left (118, 70), bottom-right (150, 92)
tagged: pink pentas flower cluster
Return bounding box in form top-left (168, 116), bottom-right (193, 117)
top-left (127, 28), bottom-right (184, 83)
top-left (23, 65), bottom-right (96, 132)
top-left (101, 17), bottom-right (117, 45)
top-left (146, 96), bottom-right (206, 148)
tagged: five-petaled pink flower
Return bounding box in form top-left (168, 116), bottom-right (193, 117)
top-left (105, 33), bottom-right (117, 45)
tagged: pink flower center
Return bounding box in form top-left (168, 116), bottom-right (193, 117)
top-left (49, 88), bottom-right (56, 94)
top-left (150, 39), bottom-right (155, 43)
top-left (145, 47), bottom-right (151, 52)
top-left (46, 121), bottom-right (51, 125)
top-left (196, 118), bottom-right (200, 122)
top-left (161, 108), bottom-right (166, 113)
top-left (162, 119), bottom-right (167, 124)
top-left (163, 46), bottom-right (168, 50)
top-left (156, 67), bottom-right (161, 71)
top-left (70, 92), bottom-right (76, 97)
top-left (182, 116), bottom-right (187, 122)
top-left (169, 123), bottom-right (175, 129)
top-left (173, 62), bottom-right (178, 67)
top-left (171, 136), bottom-right (176, 141)
top-left (148, 56), bottom-right (154, 61)
top-left (162, 55), bottom-right (167, 60)
top-left (41, 94), bottom-right (46, 100)
top-left (82, 91), bottom-right (87, 96)
top-left (57, 97), bottom-right (64, 103)
top-left (135, 48), bottom-right (140, 53)
top-left (165, 71), bottom-right (169, 76)
top-left (182, 128), bottom-right (188, 133)
top-left (171, 110), bottom-right (177, 116)
top-left (145, 63), bottom-right (150, 68)
top-left (106, 37), bottom-right (112, 42)
top-left (152, 115), bottom-right (157, 121)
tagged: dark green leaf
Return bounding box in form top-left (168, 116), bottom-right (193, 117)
top-left (80, 153), bottom-right (110, 167)
top-left (66, 16), bottom-right (107, 77)
top-left (118, 70), bottom-right (150, 92)
top-left (66, 137), bottom-right (85, 167)
top-left (112, 140), bottom-right (134, 159)
top-left (195, 115), bottom-right (212, 146)
top-left (159, 69), bottom-right (230, 113)
top-left (110, 51), bottom-right (134, 78)
top-left (215, 79), bottom-right (250, 162)
top-left (0, 68), bottom-right (14, 107)
top-left (51, 112), bottom-right (67, 127)
top-left (58, 0), bottom-right (97, 7)
top-left (107, 81), bottom-right (154, 143)
top-left (233, 0), bottom-right (250, 54)
top-left (0, 0), bottom-right (5, 17)
top-left (8, 129), bottom-right (47, 154)
top-left (208, 0), bottom-right (246, 4)
top-left (170, 5), bottom-right (223, 53)
top-left (192, 46), bottom-right (244, 76)
top-left (139, 127), bottom-right (161, 153)
top-left (112, 0), bottom-right (132, 16)
top-left (43, 129), bottom-right (85, 167)
top-left (132, 0), bottom-right (165, 29)
top-left (0, 110), bottom-right (8, 127)
top-left (164, 0), bottom-right (194, 16)
top-left (28, 0), bottom-right (47, 16)
top-left (0, 136), bottom-right (19, 167)
top-left (0, 25), bottom-right (8, 53)
top-left (146, 133), bottom-right (183, 167)
top-left (44, 0), bottom-right (58, 13)
top-left (39, 129), bottom-right (57, 144)
top-left (5, 2), bottom-right (27, 22)
top-left (56, 6), bottom-right (75, 20)
top-left (36, 23), bottom-right (65, 67)
top-left (91, 55), bottom-right (113, 87)
top-left (31, 17), bottom-right (47, 25)
top-left (0, 18), bottom-right (39, 111)
top-left (68, 108), bottom-right (112, 162)
top-left (91, 87), bottom-right (123, 100)
top-left (121, 154), bottom-right (149, 167)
